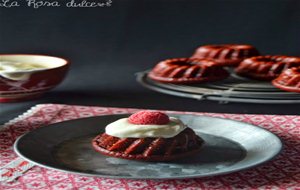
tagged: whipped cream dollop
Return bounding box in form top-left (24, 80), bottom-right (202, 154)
top-left (0, 61), bottom-right (48, 80)
top-left (105, 117), bottom-right (187, 138)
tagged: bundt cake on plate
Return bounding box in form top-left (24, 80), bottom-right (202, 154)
top-left (235, 55), bottom-right (300, 80)
top-left (272, 67), bottom-right (300, 93)
top-left (191, 44), bottom-right (259, 67)
top-left (92, 111), bottom-right (204, 162)
top-left (148, 58), bottom-right (229, 84)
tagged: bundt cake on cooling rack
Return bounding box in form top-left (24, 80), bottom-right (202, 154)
top-left (148, 58), bottom-right (229, 84)
top-left (191, 44), bottom-right (260, 67)
top-left (272, 67), bottom-right (300, 93)
top-left (235, 55), bottom-right (300, 80)
top-left (92, 111), bottom-right (204, 162)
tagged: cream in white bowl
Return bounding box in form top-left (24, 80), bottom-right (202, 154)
top-left (0, 54), bottom-right (69, 102)
top-left (0, 55), bottom-right (67, 80)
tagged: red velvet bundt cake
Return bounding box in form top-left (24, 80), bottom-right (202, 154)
top-left (235, 55), bottom-right (300, 80)
top-left (191, 44), bottom-right (259, 67)
top-left (148, 58), bottom-right (229, 84)
top-left (272, 67), bottom-right (300, 93)
top-left (92, 111), bottom-right (204, 162)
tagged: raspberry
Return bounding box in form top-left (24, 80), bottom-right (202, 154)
top-left (128, 111), bottom-right (170, 125)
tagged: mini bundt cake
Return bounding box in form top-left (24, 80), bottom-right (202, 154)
top-left (148, 58), bottom-right (229, 84)
top-left (92, 111), bottom-right (204, 162)
top-left (235, 55), bottom-right (300, 80)
top-left (272, 67), bottom-right (300, 93)
top-left (191, 44), bottom-right (260, 66)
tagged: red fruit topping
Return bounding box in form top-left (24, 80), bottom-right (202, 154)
top-left (128, 111), bottom-right (170, 125)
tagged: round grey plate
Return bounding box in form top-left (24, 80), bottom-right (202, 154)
top-left (14, 114), bottom-right (282, 179)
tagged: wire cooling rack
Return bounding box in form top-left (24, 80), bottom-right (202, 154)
top-left (136, 70), bottom-right (300, 104)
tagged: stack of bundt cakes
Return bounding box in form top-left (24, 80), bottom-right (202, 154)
top-left (147, 44), bottom-right (300, 93)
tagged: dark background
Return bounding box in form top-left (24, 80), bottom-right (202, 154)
top-left (1, 0), bottom-right (300, 124)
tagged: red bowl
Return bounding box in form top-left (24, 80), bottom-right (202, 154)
top-left (0, 54), bottom-right (70, 103)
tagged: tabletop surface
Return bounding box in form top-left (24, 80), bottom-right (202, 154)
top-left (1, 0), bottom-right (300, 124)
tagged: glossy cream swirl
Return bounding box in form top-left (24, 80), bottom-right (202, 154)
top-left (105, 117), bottom-right (187, 138)
top-left (0, 61), bottom-right (47, 72)
top-left (0, 61), bottom-right (48, 80)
